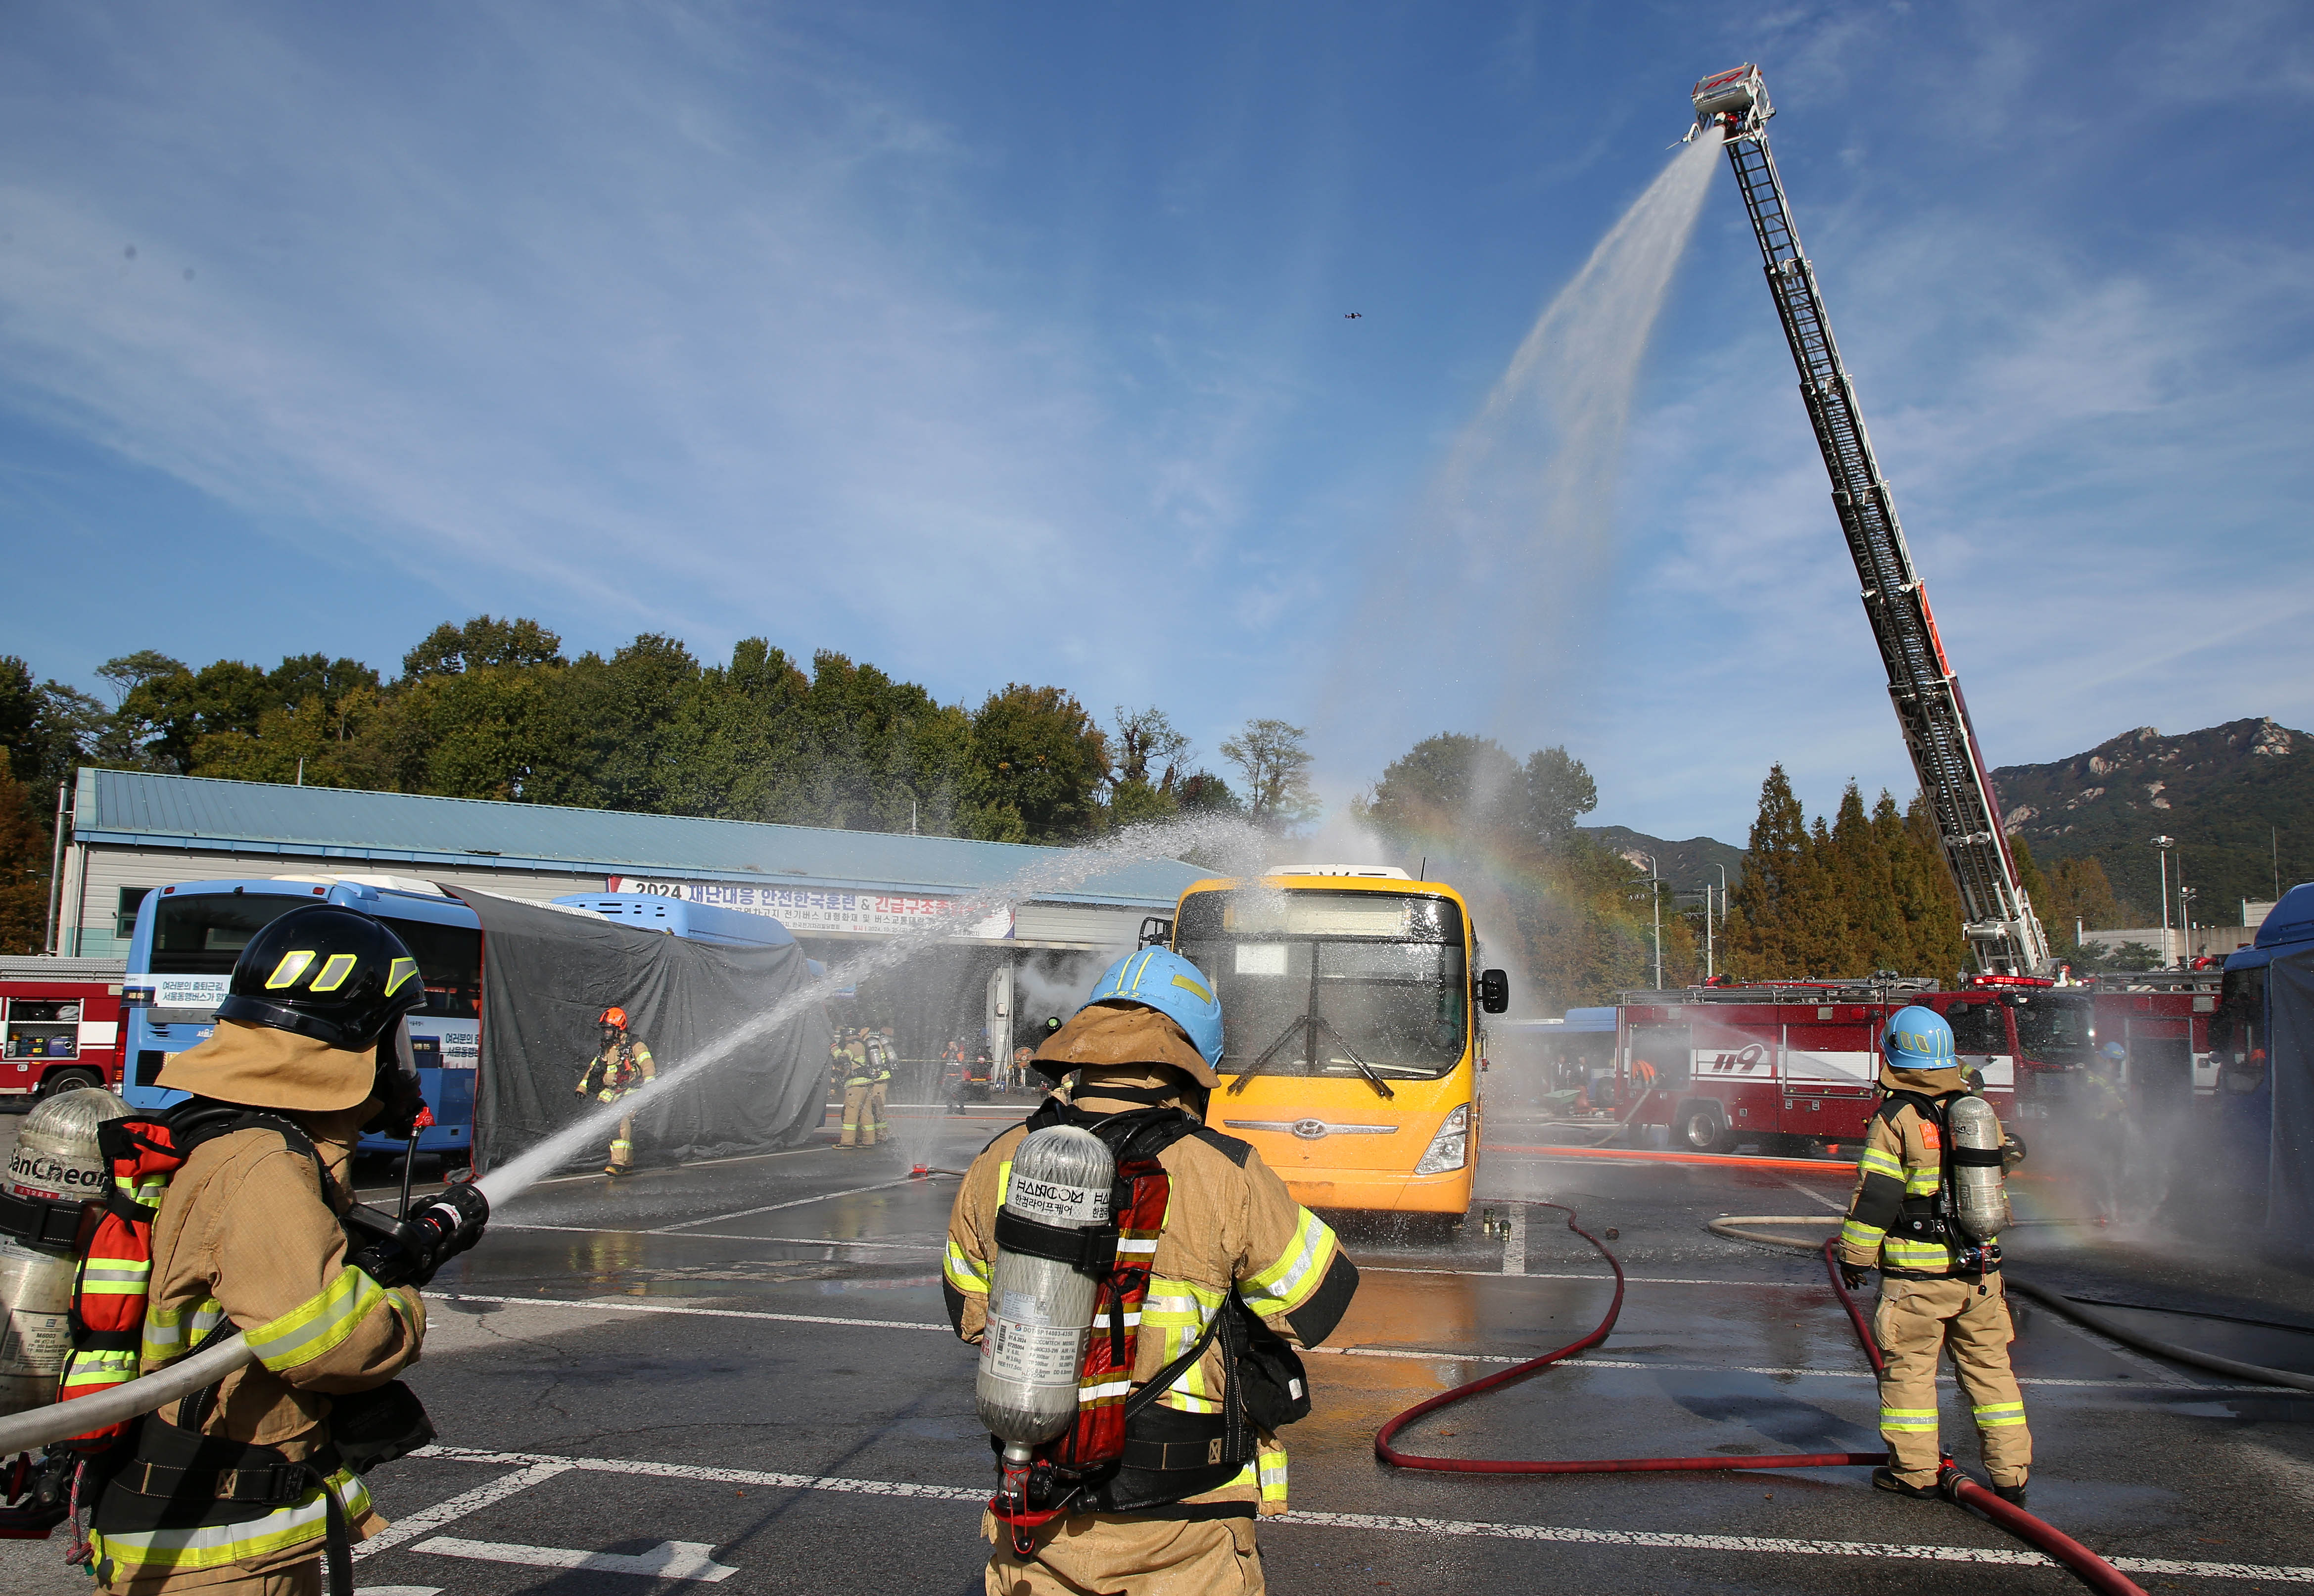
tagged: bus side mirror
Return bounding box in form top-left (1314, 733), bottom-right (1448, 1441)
top-left (1138, 916), bottom-right (1174, 949)
top-left (1478, 969), bottom-right (1511, 1014)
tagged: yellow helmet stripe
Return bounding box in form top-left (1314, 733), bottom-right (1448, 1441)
top-left (265, 950), bottom-right (318, 990)
top-left (385, 957), bottom-right (420, 996)
top-left (1171, 972), bottom-right (1212, 1005)
top-left (309, 953), bottom-right (360, 993)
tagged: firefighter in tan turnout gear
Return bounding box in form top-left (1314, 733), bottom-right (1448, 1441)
top-left (84, 904), bottom-right (486, 1594)
top-left (945, 948), bottom-right (1360, 1596)
top-left (837, 1032), bottom-right (878, 1150)
top-left (575, 1006), bottom-right (655, 1176)
top-left (1839, 1004), bottom-right (2032, 1504)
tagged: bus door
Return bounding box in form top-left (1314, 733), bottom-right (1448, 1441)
top-left (1778, 1012), bottom-right (1876, 1139)
top-left (2118, 1001), bottom-right (2193, 1125)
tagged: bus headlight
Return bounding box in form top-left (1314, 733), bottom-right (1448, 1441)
top-left (1415, 1105), bottom-right (1470, 1175)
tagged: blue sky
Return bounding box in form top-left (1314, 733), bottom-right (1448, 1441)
top-left (4, 2), bottom-right (2310, 845)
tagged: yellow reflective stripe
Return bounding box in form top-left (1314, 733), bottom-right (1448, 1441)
top-left (1882, 1238), bottom-right (1955, 1261)
top-left (1904, 1171), bottom-right (1941, 1194)
top-left (1858, 1147), bottom-right (1902, 1179)
top-left (63, 1348), bottom-right (139, 1388)
top-left (944, 1240), bottom-right (990, 1294)
top-left (1974, 1402), bottom-right (2027, 1426)
top-left (1240, 1209), bottom-right (1337, 1317)
top-left (1840, 1220), bottom-right (1884, 1248)
top-left (89, 1469), bottom-right (372, 1573)
top-left (308, 953), bottom-right (359, 993)
top-left (264, 949), bottom-right (317, 989)
top-left (1880, 1408), bottom-right (1940, 1432)
top-left (1257, 1447), bottom-right (1288, 1501)
top-left (1146, 1277), bottom-right (1225, 1413)
top-left (78, 1261), bottom-right (151, 1296)
top-left (141, 1299), bottom-right (224, 1365)
top-left (385, 957), bottom-right (420, 995)
top-left (998, 1160), bottom-right (1014, 1202)
top-left (245, 1267), bottom-right (387, 1372)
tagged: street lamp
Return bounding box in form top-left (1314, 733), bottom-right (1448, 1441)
top-left (1640, 854), bottom-right (1663, 990)
top-left (1714, 863), bottom-right (1729, 929)
top-left (2151, 836), bottom-right (2174, 964)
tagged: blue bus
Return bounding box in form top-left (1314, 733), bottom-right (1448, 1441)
top-left (125, 879), bottom-right (800, 1165)
top-left (2212, 884), bottom-right (2312, 1213)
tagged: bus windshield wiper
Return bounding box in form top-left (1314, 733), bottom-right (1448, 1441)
top-left (1223, 1014), bottom-right (1394, 1099)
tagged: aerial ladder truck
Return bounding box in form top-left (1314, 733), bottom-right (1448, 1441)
top-left (1689, 64), bottom-right (2053, 979)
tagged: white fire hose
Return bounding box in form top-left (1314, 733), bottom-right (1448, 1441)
top-left (0, 1335), bottom-right (254, 1457)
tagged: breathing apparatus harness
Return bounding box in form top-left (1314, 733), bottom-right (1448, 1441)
top-left (35, 1081), bottom-right (482, 1595)
top-left (1874, 1088), bottom-right (2005, 1285)
top-left (987, 1095), bottom-right (1310, 1551)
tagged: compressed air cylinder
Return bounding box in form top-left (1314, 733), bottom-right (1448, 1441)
top-left (0, 1088), bottom-right (132, 1416)
top-left (975, 1125), bottom-right (1114, 1448)
top-left (1946, 1093), bottom-right (2009, 1243)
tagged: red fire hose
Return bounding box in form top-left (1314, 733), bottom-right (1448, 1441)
top-left (1372, 1203), bottom-right (2146, 1595)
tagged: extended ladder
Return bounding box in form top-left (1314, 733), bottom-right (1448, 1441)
top-left (1690, 65), bottom-right (2050, 976)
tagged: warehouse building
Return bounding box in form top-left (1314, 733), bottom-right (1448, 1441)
top-left (52, 770), bottom-right (1207, 1073)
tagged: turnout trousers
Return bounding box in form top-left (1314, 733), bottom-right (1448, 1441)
top-left (1873, 1273), bottom-right (2031, 1489)
top-left (984, 1511), bottom-right (1264, 1596)
top-left (867, 1081), bottom-right (890, 1141)
top-left (608, 1110), bottom-right (636, 1170)
top-left (842, 1084), bottom-right (874, 1146)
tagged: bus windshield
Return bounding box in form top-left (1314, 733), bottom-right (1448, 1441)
top-left (147, 892), bottom-right (480, 1019)
top-left (1174, 889), bottom-right (1468, 1080)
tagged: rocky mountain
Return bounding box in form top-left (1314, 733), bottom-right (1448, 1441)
top-left (1579, 825), bottom-right (1745, 901)
top-left (1992, 717), bottom-right (2311, 927)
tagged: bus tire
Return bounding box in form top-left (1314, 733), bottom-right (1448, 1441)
top-left (37, 1069), bottom-right (104, 1099)
top-left (1679, 1101), bottom-right (1733, 1154)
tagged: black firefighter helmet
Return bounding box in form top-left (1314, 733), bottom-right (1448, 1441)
top-left (216, 903), bottom-right (428, 1052)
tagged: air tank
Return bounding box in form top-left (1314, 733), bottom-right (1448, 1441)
top-left (975, 1125), bottom-right (1114, 1449)
top-left (1947, 1093), bottom-right (2009, 1243)
top-left (0, 1089), bottom-right (132, 1415)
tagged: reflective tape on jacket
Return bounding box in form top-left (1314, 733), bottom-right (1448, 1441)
top-left (1880, 1407), bottom-right (1939, 1433)
top-left (90, 1468), bottom-right (373, 1575)
top-left (140, 1297), bottom-right (227, 1368)
top-left (1239, 1208), bottom-right (1338, 1319)
top-left (1881, 1236), bottom-right (1960, 1269)
top-left (944, 1239), bottom-right (990, 1295)
top-left (245, 1267), bottom-right (389, 1373)
top-left (1973, 1401), bottom-right (2028, 1428)
top-left (1840, 1219), bottom-right (1885, 1252)
top-left (1858, 1146), bottom-right (1903, 1181)
top-left (1142, 1277), bottom-right (1226, 1414)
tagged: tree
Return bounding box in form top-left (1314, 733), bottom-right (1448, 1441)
top-left (969, 685), bottom-right (1111, 843)
top-left (401, 616), bottom-right (566, 679)
top-left (1524, 746), bottom-right (1598, 844)
top-left (1360, 734), bottom-right (1523, 857)
top-left (0, 769), bottom-right (50, 955)
top-left (1221, 719), bottom-right (1318, 833)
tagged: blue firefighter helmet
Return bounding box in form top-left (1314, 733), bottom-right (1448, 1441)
top-left (1883, 1005), bottom-right (1956, 1071)
top-left (1082, 947), bottom-right (1225, 1067)
top-left (2102, 1039), bottom-right (2126, 1064)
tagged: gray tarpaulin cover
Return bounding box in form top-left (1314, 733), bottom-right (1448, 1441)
top-left (2267, 946), bottom-right (2314, 1247)
top-left (451, 890), bottom-right (824, 1174)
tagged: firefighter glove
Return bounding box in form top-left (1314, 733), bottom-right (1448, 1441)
top-left (1841, 1262), bottom-right (1871, 1292)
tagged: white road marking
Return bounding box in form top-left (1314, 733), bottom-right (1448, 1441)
top-left (414, 1536), bottom-right (737, 1582)
top-left (651, 1177), bottom-right (928, 1233)
top-left (1357, 1266), bottom-right (1817, 1286)
top-left (1501, 1204), bottom-right (1526, 1276)
top-left (396, 1446), bottom-right (2311, 1583)
top-left (354, 1588), bottom-right (443, 1595)
top-left (494, 1223), bottom-right (943, 1252)
top-left (418, 1444), bottom-right (987, 1502)
top-left (438, 1293), bottom-right (948, 1332)
top-left (432, 1293), bottom-right (2258, 1394)
top-left (1779, 1176), bottom-right (1848, 1214)
top-left (351, 1460), bottom-right (574, 1560)
top-left (514, 1144), bottom-right (832, 1190)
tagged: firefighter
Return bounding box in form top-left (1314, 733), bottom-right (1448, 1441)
top-left (87, 903), bottom-right (486, 1595)
top-left (945, 949), bottom-right (1361, 1596)
top-left (838, 1032), bottom-right (876, 1149)
top-left (1839, 1005), bottom-right (2031, 1505)
top-left (865, 1030), bottom-right (893, 1145)
top-left (575, 1006), bottom-right (656, 1176)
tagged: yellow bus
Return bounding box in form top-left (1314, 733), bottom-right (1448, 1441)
top-left (1166, 867), bottom-right (1508, 1216)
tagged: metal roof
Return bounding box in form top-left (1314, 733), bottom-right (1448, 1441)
top-left (72, 770), bottom-right (1203, 909)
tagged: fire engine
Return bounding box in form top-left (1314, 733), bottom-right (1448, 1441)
top-left (1608, 972), bottom-right (2217, 1151)
top-left (0, 958), bottom-right (127, 1099)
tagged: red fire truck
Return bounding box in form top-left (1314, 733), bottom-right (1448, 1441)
top-left (0, 958), bottom-right (128, 1099)
top-left (1610, 973), bottom-right (2217, 1153)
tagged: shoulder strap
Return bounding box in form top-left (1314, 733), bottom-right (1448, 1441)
top-left (1122, 1298), bottom-right (1224, 1422)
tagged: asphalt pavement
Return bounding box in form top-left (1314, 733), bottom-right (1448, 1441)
top-left (0, 1102), bottom-right (2308, 1595)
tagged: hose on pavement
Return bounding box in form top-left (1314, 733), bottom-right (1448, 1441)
top-left (1373, 1203), bottom-right (2148, 1595)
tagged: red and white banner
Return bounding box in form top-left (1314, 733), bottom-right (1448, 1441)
top-left (607, 877), bottom-right (1014, 939)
